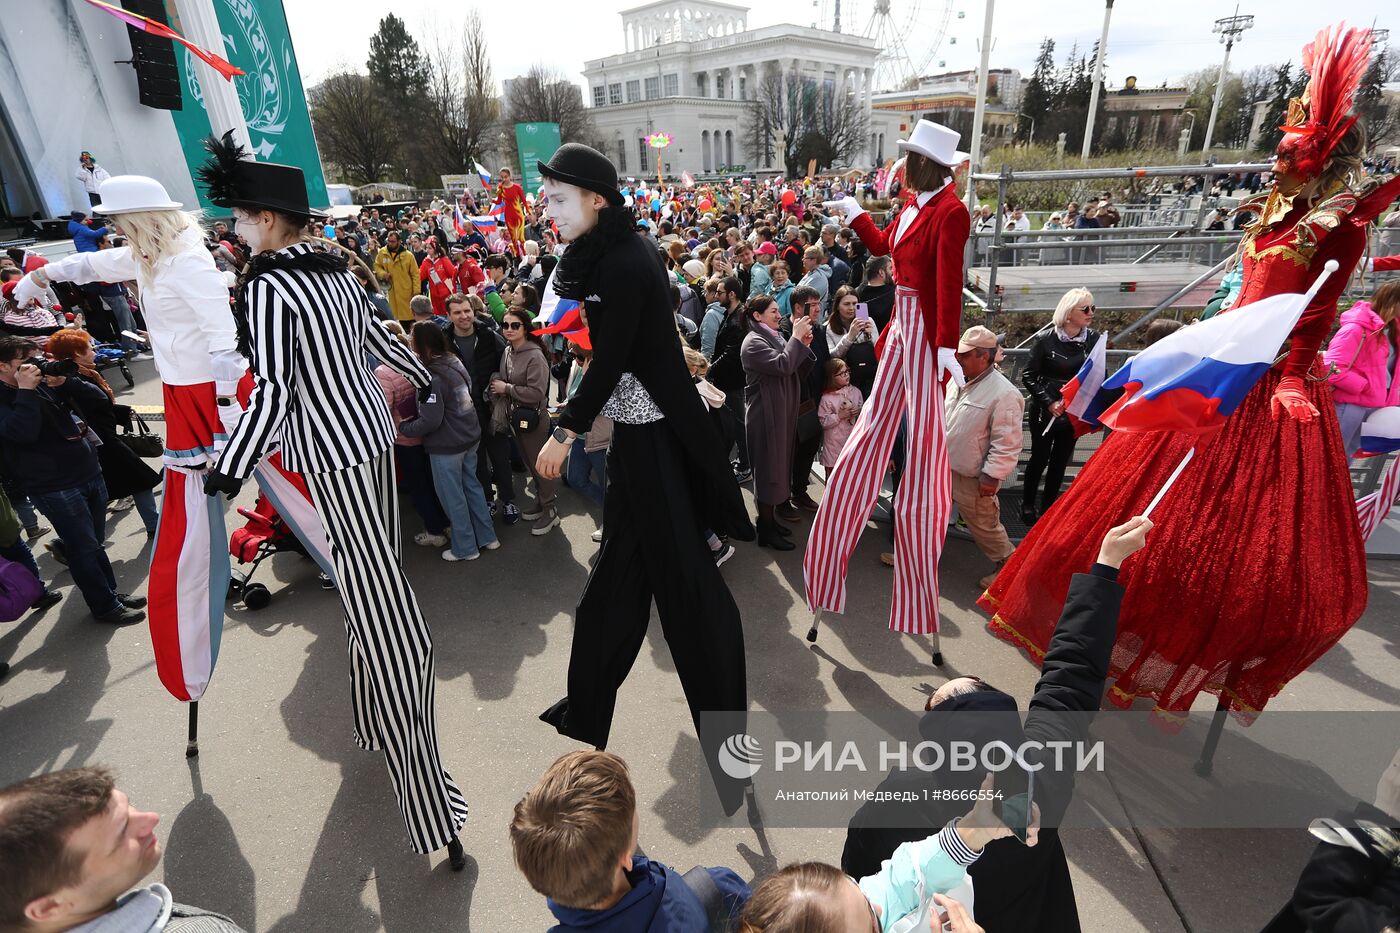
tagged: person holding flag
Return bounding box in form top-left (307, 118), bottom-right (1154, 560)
top-left (981, 22), bottom-right (1400, 722)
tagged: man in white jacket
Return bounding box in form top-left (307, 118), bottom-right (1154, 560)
top-left (945, 325), bottom-right (1024, 588)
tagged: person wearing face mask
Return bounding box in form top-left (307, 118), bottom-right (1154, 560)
top-left (195, 132), bottom-right (470, 871)
top-left (530, 143), bottom-right (755, 815)
top-left (983, 24), bottom-right (1400, 728)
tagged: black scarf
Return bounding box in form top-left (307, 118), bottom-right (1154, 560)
top-left (550, 206), bottom-right (636, 301)
top-left (233, 246), bottom-right (348, 358)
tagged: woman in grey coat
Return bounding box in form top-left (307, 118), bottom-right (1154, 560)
top-left (741, 293), bottom-right (815, 549)
top-left (490, 306), bottom-right (558, 535)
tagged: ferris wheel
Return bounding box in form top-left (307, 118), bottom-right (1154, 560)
top-left (817, 0), bottom-right (960, 92)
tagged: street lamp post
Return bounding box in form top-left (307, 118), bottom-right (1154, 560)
top-left (1201, 10), bottom-right (1254, 155)
top-left (965, 0), bottom-right (996, 212)
top-left (1081, 0), bottom-right (1115, 161)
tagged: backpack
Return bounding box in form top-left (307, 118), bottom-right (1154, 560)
top-left (678, 284), bottom-right (705, 330)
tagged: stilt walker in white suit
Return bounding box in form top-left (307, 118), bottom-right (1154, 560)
top-left (197, 133), bottom-right (470, 868)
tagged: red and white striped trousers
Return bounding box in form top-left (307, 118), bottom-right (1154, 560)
top-left (804, 286), bottom-right (951, 634)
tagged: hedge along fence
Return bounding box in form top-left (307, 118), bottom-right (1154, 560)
top-left (966, 145), bottom-right (1256, 213)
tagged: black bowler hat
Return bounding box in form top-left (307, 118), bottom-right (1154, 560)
top-left (537, 143), bottom-right (624, 206)
top-left (196, 132), bottom-right (325, 220)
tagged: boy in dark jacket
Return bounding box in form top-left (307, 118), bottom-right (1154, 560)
top-left (512, 751), bottom-right (750, 933)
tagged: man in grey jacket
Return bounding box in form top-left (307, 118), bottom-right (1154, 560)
top-left (0, 766), bottom-right (246, 932)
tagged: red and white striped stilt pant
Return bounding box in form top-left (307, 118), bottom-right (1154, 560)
top-left (804, 286), bottom-right (950, 634)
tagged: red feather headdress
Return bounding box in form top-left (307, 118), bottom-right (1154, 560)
top-left (1275, 23), bottom-right (1372, 180)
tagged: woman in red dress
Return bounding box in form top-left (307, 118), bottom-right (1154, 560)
top-left (980, 24), bottom-right (1400, 721)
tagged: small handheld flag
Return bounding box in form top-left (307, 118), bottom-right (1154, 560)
top-left (1099, 261), bottom-right (1338, 435)
top-left (474, 162), bottom-right (492, 186)
top-left (1355, 407), bottom-right (1400, 540)
top-left (452, 206), bottom-right (467, 238)
top-left (1057, 333), bottom-right (1109, 437)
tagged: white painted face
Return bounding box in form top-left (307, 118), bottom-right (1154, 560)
top-left (542, 178), bottom-right (600, 243)
top-left (232, 207), bottom-right (271, 255)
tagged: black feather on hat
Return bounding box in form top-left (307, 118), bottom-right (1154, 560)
top-left (196, 130), bottom-right (325, 220)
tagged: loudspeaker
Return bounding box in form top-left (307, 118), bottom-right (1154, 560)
top-left (121, 0), bottom-right (182, 111)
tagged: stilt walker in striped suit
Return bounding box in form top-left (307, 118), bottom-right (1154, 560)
top-left (806, 120), bottom-right (971, 640)
top-left (196, 134), bottom-right (470, 868)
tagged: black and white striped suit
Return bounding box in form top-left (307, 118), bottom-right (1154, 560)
top-left (216, 243), bottom-right (469, 855)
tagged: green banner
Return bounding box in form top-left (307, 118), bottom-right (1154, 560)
top-left (165, 0), bottom-right (329, 212)
top-left (514, 122), bottom-right (561, 194)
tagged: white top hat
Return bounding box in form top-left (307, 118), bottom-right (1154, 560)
top-left (897, 119), bottom-right (970, 168)
top-left (93, 175), bottom-right (183, 215)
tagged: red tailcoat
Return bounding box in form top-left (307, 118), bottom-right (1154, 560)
top-left (849, 184), bottom-right (969, 357)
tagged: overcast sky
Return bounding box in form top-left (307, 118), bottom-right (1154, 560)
top-left (284, 1), bottom-right (1390, 94)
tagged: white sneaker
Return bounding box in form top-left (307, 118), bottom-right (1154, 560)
top-left (482, 540), bottom-right (501, 550)
top-left (591, 528), bottom-right (604, 543)
top-left (109, 496), bottom-right (134, 512)
top-left (441, 548), bottom-right (479, 562)
top-left (415, 531), bottom-right (448, 547)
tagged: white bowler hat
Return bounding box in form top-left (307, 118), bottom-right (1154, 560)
top-left (93, 175), bottom-right (183, 214)
top-left (897, 119), bottom-right (969, 168)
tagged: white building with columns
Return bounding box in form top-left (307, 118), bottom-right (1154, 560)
top-left (581, 0), bottom-right (903, 178)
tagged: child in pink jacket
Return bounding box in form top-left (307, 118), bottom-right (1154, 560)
top-left (1324, 283), bottom-right (1400, 457)
top-left (818, 359), bottom-right (864, 468)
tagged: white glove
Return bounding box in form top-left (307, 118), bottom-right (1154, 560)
top-left (938, 347), bottom-right (965, 388)
top-left (210, 349), bottom-right (248, 389)
top-left (1365, 257), bottom-right (1376, 274)
top-left (215, 396), bottom-right (244, 440)
top-left (821, 196), bottom-right (865, 223)
top-left (13, 272), bottom-right (45, 308)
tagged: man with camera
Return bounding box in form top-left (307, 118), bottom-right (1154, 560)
top-left (0, 337), bottom-right (144, 625)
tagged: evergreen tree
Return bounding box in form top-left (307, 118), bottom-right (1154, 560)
top-left (366, 14), bottom-right (428, 107)
top-left (1018, 38), bottom-right (1056, 143)
top-left (1254, 63), bottom-right (1292, 153)
top-left (1359, 47), bottom-right (1398, 147)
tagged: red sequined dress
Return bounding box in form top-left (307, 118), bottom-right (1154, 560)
top-left (978, 189), bottom-right (1371, 720)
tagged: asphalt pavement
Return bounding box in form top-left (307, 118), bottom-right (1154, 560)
top-left (3, 357), bottom-right (1397, 932)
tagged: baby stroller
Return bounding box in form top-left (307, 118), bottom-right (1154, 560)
top-left (227, 492), bottom-right (331, 610)
top-left (91, 341), bottom-right (134, 388)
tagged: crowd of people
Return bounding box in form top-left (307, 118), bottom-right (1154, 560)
top-left (3, 68), bottom-right (1400, 927)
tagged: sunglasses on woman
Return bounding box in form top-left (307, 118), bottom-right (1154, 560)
top-left (502, 321), bottom-right (526, 330)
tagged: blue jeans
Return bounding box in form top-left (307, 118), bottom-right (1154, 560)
top-left (30, 476), bottom-right (119, 615)
top-left (132, 488), bottom-right (159, 535)
top-left (566, 437), bottom-right (607, 507)
top-left (0, 539), bottom-right (41, 581)
top-left (429, 447), bottom-right (498, 558)
top-left (102, 294), bottom-right (141, 352)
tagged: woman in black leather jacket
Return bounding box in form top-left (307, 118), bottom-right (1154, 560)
top-left (1021, 288), bottom-right (1098, 524)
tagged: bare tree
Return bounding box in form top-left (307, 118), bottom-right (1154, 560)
top-left (504, 64), bottom-right (595, 149)
top-left (308, 71), bottom-right (396, 185)
top-left (744, 69), bottom-right (869, 176)
top-left (415, 12), bottom-right (500, 184)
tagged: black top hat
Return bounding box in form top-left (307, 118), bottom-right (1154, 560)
top-left (196, 132), bottom-right (325, 220)
top-left (537, 143), bottom-right (624, 207)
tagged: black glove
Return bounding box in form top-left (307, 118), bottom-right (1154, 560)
top-left (417, 384), bottom-right (433, 403)
top-left (204, 470), bottom-right (243, 500)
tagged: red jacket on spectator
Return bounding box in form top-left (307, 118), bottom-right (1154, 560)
top-left (420, 254), bottom-right (457, 316)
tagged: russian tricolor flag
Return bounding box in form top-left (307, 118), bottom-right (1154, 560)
top-left (488, 200), bottom-right (506, 217)
top-left (452, 205), bottom-right (467, 238)
top-left (475, 161), bottom-right (492, 186)
top-left (1098, 263), bottom-right (1338, 434)
top-left (1060, 333), bottom-right (1109, 436)
top-left (469, 214), bottom-right (498, 234)
top-left (1359, 407), bottom-right (1400, 457)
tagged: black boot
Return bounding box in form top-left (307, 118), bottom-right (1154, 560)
top-left (1019, 502), bottom-right (1038, 526)
top-left (446, 836), bottom-right (466, 871)
top-left (758, 518), bottom-right (795, 550)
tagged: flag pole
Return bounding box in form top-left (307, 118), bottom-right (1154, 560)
top-left (1142, 446), bottom-right (1196, 518)
top-left (185, 701), bottom-right (199, 758)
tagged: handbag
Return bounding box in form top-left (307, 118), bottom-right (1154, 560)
top-left (797, 398), bottom-right (821, 443)
top-left (512, 405), bottom-right (540, 433)
top-left (117, 410), bottom-right (164, 458)
top-left (845, 339), bottom-right (878, 383)
top-left (0, 556), bottom-right (44, 624)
